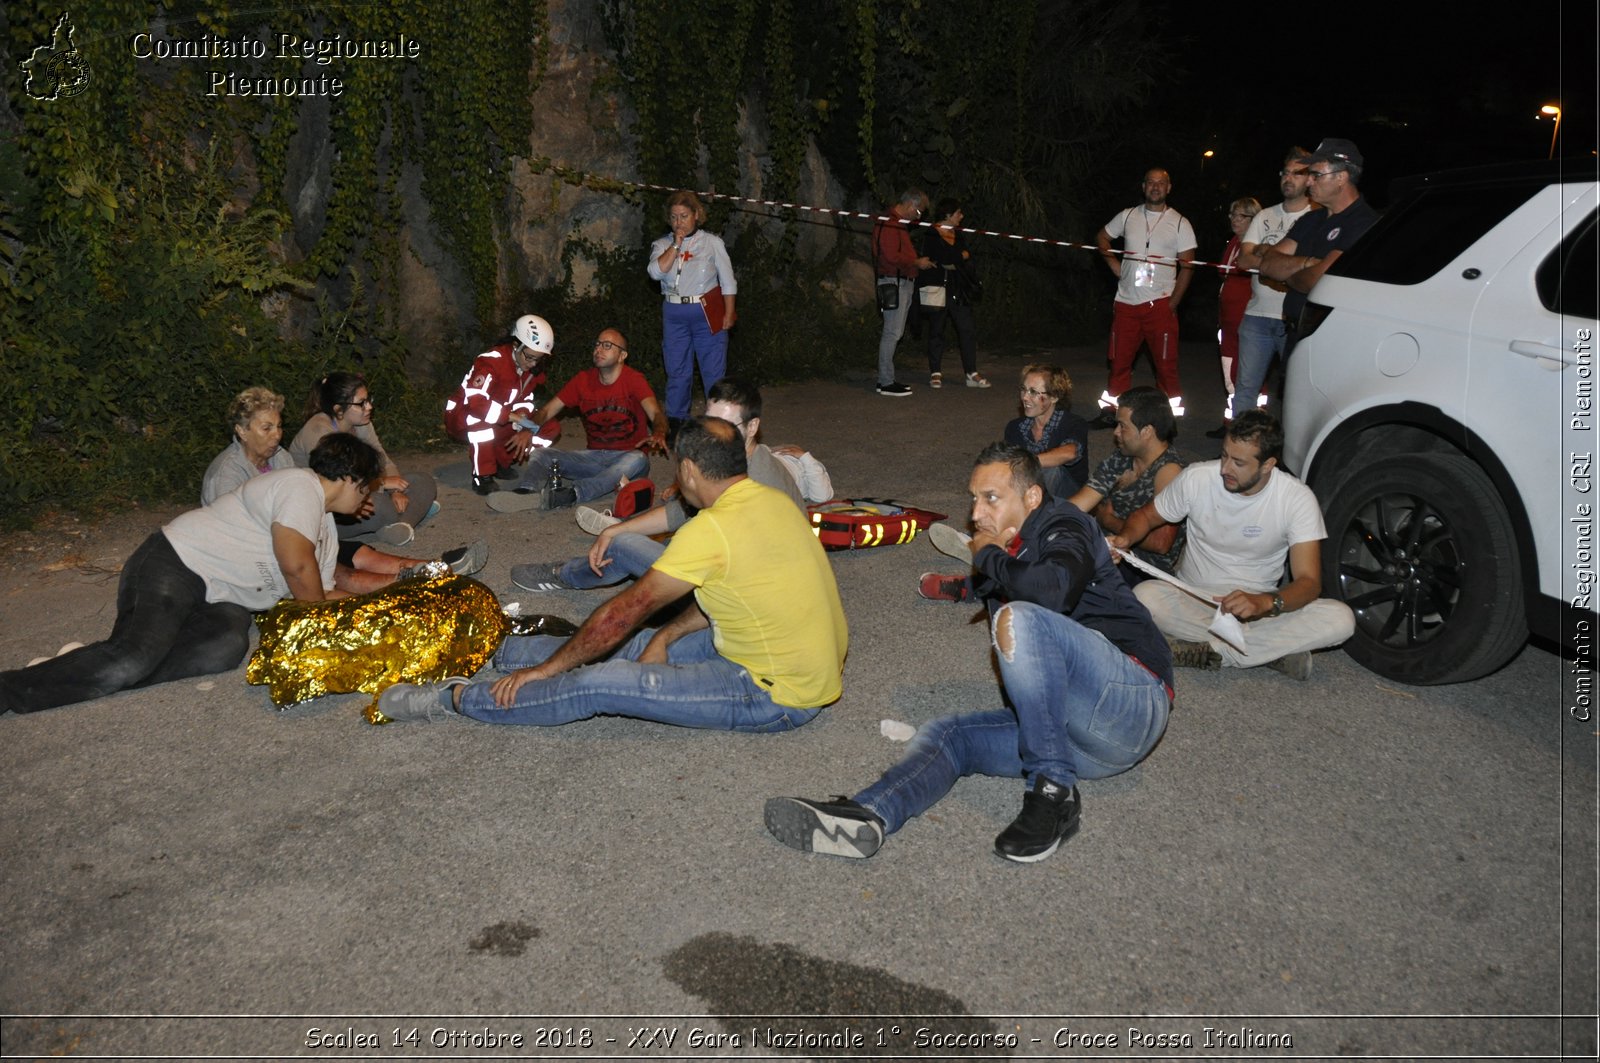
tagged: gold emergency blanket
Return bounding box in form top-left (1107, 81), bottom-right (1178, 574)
top-left (246, 575), bottom-right (508, 720)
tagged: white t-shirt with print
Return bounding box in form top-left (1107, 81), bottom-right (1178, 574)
top-left (1103, 206), bottom-right (1197, 305)
top-left (1241, 202), bottom-right (1316, 319)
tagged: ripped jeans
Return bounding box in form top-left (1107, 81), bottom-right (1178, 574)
top-left (853, 600), bottom-right (1170, 833)
top-left (454, 626), bottom-right (817, 732)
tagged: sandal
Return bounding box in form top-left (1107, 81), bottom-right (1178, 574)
top-left (929, 372), bottom-right (943, 389)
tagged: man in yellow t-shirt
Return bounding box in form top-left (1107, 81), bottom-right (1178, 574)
top-left (379, 417), bottom-right (848, 729)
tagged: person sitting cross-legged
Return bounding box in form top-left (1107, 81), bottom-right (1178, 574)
top-left (765, 442), bottom-right (1173, 864)
top-left (379, 416), bottom-right (848, 733)
top-left (509, 376), bottom-right (822, 593)
top-left (1110, 410), bottom-right (1355, 679)
top-left (487, 327), bottom-right (668, 513)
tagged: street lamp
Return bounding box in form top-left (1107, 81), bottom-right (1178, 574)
top-left (1539, 104), bottom-right (1562, 159)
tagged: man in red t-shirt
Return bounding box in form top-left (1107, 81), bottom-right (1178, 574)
top-left (487, 328), bottom-right (669, 512)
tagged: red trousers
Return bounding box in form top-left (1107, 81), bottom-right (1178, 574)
top-left (444, 407), bottom-right (561, 477)
top-left (1106, 297), bottom-right (1181, 400)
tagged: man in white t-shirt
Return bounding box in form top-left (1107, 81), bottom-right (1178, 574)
top-left (1227, 148), bottom-right (1319, 422)
top-left (1110, 411), bottom-right (1354, 679)
top-left (1092, 168), bottom-right (1197, 427)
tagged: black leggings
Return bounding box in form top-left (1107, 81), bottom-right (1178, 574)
top-left (0, 532), bottom-right (251, 713)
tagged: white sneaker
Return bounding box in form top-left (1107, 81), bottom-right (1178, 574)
top-left (927, 522), bottom-right (973, 561)
top-left (576, 506), bottom-right (620, 536)
top-left (29, 641), bottom-right (86, 667)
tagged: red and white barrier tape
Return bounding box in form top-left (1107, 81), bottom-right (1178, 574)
top-left (537, 164), bottom-right (1257, 276)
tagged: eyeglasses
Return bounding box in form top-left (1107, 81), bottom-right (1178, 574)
top-left (1228, 211), bottom-right (1258, 220)
top-left (1279, 168), bottom-right (1310, 177)
top-left (349, 397), bottom-right (374, 408)
top-left (1019, 387), bottom-right (1051, 398)
top-left (1307, 168), bottom-right (1344, 181)
top-left (594, 339), bottom-right (627, 353)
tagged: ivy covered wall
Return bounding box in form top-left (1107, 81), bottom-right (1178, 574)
top-left (1, 0), bottom-right (1162, 523)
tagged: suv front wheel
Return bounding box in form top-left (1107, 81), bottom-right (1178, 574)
top-left (1321, 452), bottom-right (1527, 684)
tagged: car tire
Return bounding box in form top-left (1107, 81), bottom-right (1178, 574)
top-left (1321, 452), bottom-right (1526, 684)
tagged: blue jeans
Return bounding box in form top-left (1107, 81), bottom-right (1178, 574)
top-left (852, 601), bottom-right (1170, 834)
top-left (662, 300), bottom-right (728, 419)
top-left (1232, 314), bottom-right (1286, 417)
top-left (876, 277), bottom-right (914, 385)
top-left (456, 626), bottom-right (818, 732)
top-left (0, 532), bottom-right (252, 713)
top-left (513, 448), bottom-right (648, 504)
top-left (557, 532), bottom-right (665, 590)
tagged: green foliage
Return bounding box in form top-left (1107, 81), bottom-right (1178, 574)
top-left (1, 0), bottom-right (526, 524)
top-left (1, 0), bottom-right (1163, 526)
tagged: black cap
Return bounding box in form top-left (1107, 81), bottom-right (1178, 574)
top-left (1298, 138), bottom-right (1363, 169)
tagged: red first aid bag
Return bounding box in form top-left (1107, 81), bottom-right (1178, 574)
top-left (806, 498), bottom-right (947, 551)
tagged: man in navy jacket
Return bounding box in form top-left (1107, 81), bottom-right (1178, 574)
top-left (765, 442), bottom-right (1174, 864)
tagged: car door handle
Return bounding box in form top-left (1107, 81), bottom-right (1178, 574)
top-left (1509, 339), bottom-right (1578, 367)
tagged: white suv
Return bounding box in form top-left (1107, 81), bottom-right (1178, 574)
top-left (1283, 161), bottom-right (1598, 684)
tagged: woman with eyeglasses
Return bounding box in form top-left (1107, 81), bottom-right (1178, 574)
top-left (289, 371), bottom-right (438, 545)
top-left (1004, 364), bottom-right (1089, 499)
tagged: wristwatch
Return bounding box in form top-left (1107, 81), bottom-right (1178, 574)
top-left (1268, 593), bottom-right (1285, 617)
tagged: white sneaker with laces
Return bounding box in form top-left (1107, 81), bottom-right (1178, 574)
top-left (927, 522), bottom-right (974, 561)
top-left (576, 506), bottom-right (620, 536)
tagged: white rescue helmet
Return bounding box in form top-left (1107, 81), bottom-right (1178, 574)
top-left (511, 314), bottom-right (555, 355)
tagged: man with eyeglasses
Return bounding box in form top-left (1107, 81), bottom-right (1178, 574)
top-left (1091, 168), bottom-right (1198, 429)
top-left (1223, 148), bottom-right (1322, 424)
top-left (487, 328), bottom-right (668, 513)
top-left (507, 376), bottom-right (820, 593)
top-left (1258, 139), bottom-right (1379, 338)
top-left (873, 189), bottom-right (936, 397)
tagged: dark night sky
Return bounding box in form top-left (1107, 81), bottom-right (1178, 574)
top-left (1114, 0), bottom-right (1596, 251)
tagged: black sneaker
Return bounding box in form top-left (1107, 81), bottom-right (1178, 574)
top-left (493, 465), bottom-right (521, 481)
top-left (471, 473), bottom-right (497, 496)
top-left (1204, 423), bottom-right (1229, 440)
top-left (1088, 407), bottom-right (1118, 430)
top-left (876, 382), bottom-right (913, 398)
top-left (994, 776), bottom-right (1080, 863)
top-left (764, 796), bottom-right (884, 858)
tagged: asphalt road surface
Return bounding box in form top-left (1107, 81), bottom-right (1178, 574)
top-left (2, 341), bottom-right (1594, 1060)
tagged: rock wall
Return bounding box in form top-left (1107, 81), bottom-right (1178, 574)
top-left (268, 0), bottom-right (872, 366)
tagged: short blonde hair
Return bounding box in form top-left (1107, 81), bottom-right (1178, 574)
top-left (1020, 364), bottom-right (1072, 408)
top-left (228, 386), bottom-right (284, 435)
top-left (666, 189), bottom-right (707, 226)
